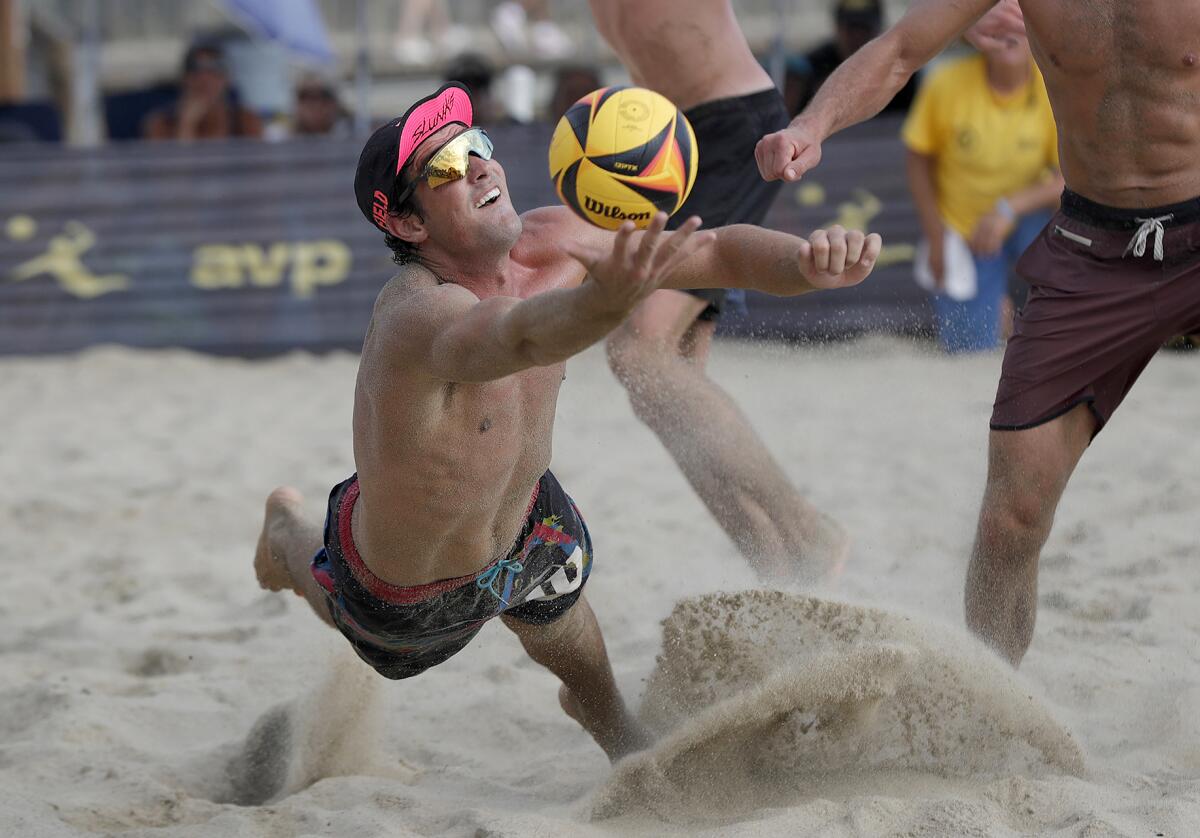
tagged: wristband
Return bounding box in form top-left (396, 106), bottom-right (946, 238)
top-left (995, 198), bottom-right (1017, 222)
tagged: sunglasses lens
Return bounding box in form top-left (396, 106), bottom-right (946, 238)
top-left (426, 159), bottom-right (467, 189)
top-left (424, 129), bottom-right (494, 189)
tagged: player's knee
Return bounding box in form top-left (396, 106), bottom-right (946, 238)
top-left (979, 487), bottom-right (1054, 550)
top-left (985, 444), bottom-right (1069, 535)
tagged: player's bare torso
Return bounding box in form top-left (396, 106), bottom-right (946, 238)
top-left (589, 0), bottom-right (774, 110)
top-left (1020, 0), bottom-right (1200, 206)
top-left (350, 210), bottom-right (587, 586)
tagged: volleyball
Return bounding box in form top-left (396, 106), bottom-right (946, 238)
top-left (548, 86), bottom-right (698, 230)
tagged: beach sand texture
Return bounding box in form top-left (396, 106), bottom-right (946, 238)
top-left (2, 337), bottom-right (1197, 836)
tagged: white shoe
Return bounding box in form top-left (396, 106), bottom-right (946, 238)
top-left (529, 20), bottom-right (572, 59)
top-left (491, 1), bottom-right (528, 54)
top-left (394, 34), bottom-right (434, 65)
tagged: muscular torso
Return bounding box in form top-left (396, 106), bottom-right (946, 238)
top-left (589, 0), bottom-right (774, 110)
top-left (1021, 0), bottom-right (1200, 207)
top-left (348, 214), bottom-right (586, 586)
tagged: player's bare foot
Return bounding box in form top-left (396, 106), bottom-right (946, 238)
top-left (558, 684), bottom-right (651, 762)
top-left (756, 512), bottom-right (850, 587)
top-left (798, 512), bottom-right (851, 585)
top-left (254, 487), bottom-right (304, 592)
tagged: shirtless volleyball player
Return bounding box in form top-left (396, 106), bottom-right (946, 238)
top-left (589, 0), bottom-right (848, 582)
top-left (255, 83), bottom-right (882, 758)
top-left (758, 0), bottom-right (1200, 665)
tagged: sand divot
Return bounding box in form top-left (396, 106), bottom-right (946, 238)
top-left (190, 649), bottom-right (417, 806)
top-left (590, 591), bottom-right (1085, 822)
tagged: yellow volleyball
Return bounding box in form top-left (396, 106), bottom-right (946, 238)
top-left (548, 86), bottom-right (698, 230)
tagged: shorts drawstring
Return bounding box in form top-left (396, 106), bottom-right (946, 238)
top-left (477, 556), bottom-right (524, 600)
top-left (1124, 214), bottom-right (1174, 261)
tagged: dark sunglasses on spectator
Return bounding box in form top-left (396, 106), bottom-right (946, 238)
top-left (187, 57), bottom-right (227, 75)
top-left (298, 88), bottom-right (335, 102)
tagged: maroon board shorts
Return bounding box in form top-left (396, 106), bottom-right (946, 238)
top-left (992, 190), bottom-right (1200, 435)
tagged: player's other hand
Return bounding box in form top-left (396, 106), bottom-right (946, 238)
top-left (562, 212), bottom-right (715, 312)
top-left (970, 209), bottom-right (1014, 257)
top-left (797, 225), bottom-right (883, 290)
top-left (966, 0), bottom-right (1025, 53)
top-left (756, 120), bottom-right (823, 183)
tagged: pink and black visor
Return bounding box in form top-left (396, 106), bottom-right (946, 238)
top-left (353, 81), bottom-right (475, 232)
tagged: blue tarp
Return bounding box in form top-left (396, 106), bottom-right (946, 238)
top-left (222, 0), bottom-right (335, 63)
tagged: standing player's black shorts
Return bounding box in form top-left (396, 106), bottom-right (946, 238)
top-left (670, 87), bottom-right (789, 321)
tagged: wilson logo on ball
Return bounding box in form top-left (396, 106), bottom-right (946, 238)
top-left (548, 86), bottom-right (698, 231)
top-left (582, 196), bottom-right (653, 223)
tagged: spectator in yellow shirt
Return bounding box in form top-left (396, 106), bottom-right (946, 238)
top-left (902, 8), bottom-right (1063, 353)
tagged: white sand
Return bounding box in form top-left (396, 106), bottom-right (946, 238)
top-left (2, 337), bottom-right (1198, 836)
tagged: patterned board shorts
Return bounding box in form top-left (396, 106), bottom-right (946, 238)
top-left (311, 470), bottom-right (592, 680)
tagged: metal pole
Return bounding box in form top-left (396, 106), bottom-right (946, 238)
top-left (353, 0), bottom-right (371, 136)
top-left (768, 0), bottom-right (788, 91)
top-left (70, 0), bottom-right (102, 146)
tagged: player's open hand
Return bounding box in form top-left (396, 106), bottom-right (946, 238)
top-left (756, 120), bottom-right (824, 183)
top-left (562, 212), bottom-right (715, 312)
top-left (797, 225), bottom-right (883, 290)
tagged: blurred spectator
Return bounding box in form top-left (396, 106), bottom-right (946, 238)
top-left (289, 76), bottom-right (350, 138)
top-left (785, 0), bottom-right (916, 116)
top-left (142, 40), bottom-right (263, 141)
top-left (444, 53), bottom-right (505, 125)
top-left (902, 6), bottom-right (1063, 353)
top-left (492, 0), bottom-right (572, 60)
top-left (549, 65), bottom-right (603, 120)
top-left (394, 0), bottom-right (471, 65)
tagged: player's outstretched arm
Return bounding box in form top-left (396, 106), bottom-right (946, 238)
top-left (660, 223), bottom-right (882, 297)
top-left (756, 0), bottom-right (1013, 183)
top-left (389, 213), bottom-right (712, 383)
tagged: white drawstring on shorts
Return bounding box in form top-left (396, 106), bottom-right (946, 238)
top-left (1124, 214), bottom-right (1174, 261)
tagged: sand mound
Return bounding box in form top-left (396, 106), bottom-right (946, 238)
top-left (592, 591), bottom-right (1085, 821)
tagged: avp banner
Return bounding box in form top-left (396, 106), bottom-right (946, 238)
top-left (0, 118), bottom-right (930, 356)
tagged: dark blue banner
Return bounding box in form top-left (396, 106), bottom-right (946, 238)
top-left (0, 118), bottom-right (929, 356)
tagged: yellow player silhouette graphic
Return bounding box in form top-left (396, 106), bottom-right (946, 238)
top-left (5, 217), bottom-right (130, 298)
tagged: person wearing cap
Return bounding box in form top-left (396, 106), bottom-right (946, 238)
top-left (252, 82), bottom-right (881, 760)
top-left (785, 0), bottom-right (917, 116)
top-left (142, 40), bottom-right (263, 142)
top-left (290, 76), bottom-right (351, 138)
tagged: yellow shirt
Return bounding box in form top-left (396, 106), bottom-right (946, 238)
top-left (902, 54), bottom-right (1059, 238)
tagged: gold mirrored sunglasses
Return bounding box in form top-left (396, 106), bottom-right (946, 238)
top-left (395, 127), bottom-right (494, 205)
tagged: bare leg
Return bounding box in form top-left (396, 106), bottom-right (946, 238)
top-left (606, 289), bottom-right (847, 583)
top-left (503, 596), bottom-right (649, 761)
top-left (254, 487), bottom-right (336, 628)
top-left (519, 0), bottom-right (552, 19)
top-left (965, 404), bottom-right (1095, 666)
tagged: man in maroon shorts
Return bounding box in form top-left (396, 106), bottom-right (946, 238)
top-left (756, 0), bottom-right (1200, 665)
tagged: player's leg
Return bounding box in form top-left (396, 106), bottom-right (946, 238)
top-left (254, 487), bottom-right (336, 628)
top-left (606, 289), bottom-right (846, 582)
top-left (502, 595), bottom-right (648, 761)
top-left (965, 404), bottom-right (1095, 665)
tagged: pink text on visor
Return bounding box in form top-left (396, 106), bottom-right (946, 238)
top-left (395, 87), bottom-right (475, 175)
